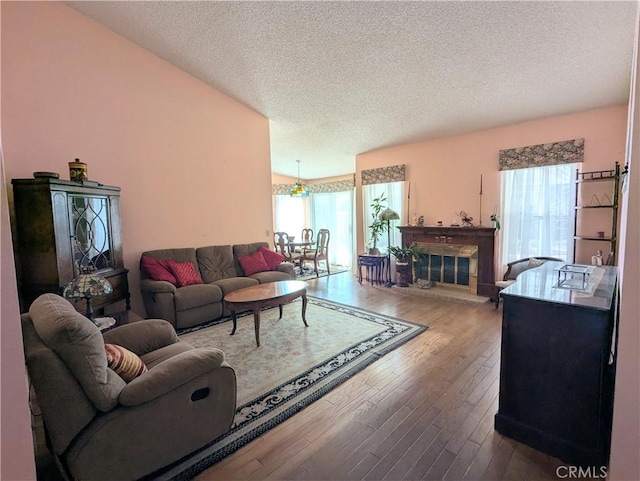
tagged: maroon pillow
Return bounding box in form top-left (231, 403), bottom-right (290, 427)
top-left (167, 261), bottom-right (203, 287)
top-left (141, 256), bottom-right (177, 285)
top-left (238, 251), bottom-right (270, 276)
top-left (259, 246), bottom-right (285, 270)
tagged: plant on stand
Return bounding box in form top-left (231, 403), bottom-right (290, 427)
top-left (389, 243), bottom-right (420, 287)
top-left (368, 192), bottom-right (388, 254)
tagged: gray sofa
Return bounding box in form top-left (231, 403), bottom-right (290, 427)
top-left (140, 242), bottom-right (296, 330)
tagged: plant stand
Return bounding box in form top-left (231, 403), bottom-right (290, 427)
top-left (395, 262), bottom-right (412, 287)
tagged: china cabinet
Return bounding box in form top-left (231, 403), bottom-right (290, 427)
top-left (11, 178), bottom-right (129, 313)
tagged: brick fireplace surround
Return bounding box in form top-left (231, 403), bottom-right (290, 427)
top-left (399, 226), bottom-right (497, 297)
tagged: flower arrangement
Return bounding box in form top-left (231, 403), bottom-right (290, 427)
top-left (456, 210), bottom-right (474, 227)
top-left (490, 205), bottom-right (501, 230)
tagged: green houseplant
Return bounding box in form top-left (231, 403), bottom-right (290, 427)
top-left (389, 243), bottom-right (421, 287)
top-left (368, 192), bottom-right (388, 254)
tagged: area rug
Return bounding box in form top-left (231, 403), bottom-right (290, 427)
top-left (296, 264), bottom-right (349, 281)
top-left (152, 296), bottom-right (427, 480)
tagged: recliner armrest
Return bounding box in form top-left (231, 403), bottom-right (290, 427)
top-left (140, 278), bottom-right (177, 294)
top-left (118, 348), bottom-right (226, 406)
top-left (102, 319), bottom-right (179, 355)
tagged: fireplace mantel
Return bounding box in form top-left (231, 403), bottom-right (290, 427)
top-left (399, 226), bottom-right (496, 297)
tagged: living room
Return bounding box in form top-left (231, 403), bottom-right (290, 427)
top-left (1, 2), bottom-right (639, 480)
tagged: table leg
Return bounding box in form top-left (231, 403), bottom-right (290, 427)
top-left (358, 261), bottom-right (363, 284)
top-left (301, 293), bottom-right (309, 327)
top-left (230, 311), bottom-right (238, 336)
top-left (253, 309), bottom-right (261, 347)
top-left (278, 304), bottom-right (283, 319)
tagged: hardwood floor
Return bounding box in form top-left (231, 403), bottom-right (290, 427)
top-left (194, 272), bottom-right (566, 481)
top-left (33, 272), bottom-right (567, 480)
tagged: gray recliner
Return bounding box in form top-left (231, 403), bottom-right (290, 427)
top-left (22, 293), bottom-right (237, 481)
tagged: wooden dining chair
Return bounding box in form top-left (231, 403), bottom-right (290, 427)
top-left (273, 232), bottom-right (301, 265)
top-left (300, 228), bottom-right (330, 277)
top-left (294, 228), bottom-right (314, 253)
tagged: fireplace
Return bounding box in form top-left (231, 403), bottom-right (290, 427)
top-left (414, 243), bottom-right (479, 294)
top-left (399, 226), bottom-right (496, 297)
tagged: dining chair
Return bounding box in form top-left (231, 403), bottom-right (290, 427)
top-left (294, 228), bottom-right (314, 253)
top-left (273, 232), bottom-right (301, 265)
top-left (300, 228), bottom-right (330, 277)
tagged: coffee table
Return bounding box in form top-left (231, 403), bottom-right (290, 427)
top-left (223, 280), bottom-right (309, 347)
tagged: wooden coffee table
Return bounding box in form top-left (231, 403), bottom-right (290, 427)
top-left (223, 280), bottom-right (309, 347)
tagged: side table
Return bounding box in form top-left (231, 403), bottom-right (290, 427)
top-left (357, 254), bottom-right (387, 285)
top-left (98, 310), bottom-right (144, 332)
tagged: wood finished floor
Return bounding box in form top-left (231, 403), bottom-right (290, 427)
top-left (194, 272), bottom-right (566, 481)
top-left (33, 272), bottom-right (567, 481)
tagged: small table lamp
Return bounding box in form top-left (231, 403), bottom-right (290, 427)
top-left (63, 272), bottom-right (113, 325)
top-left (379, 208), bottom-right (400, 287)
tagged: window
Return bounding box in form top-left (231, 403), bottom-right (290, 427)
top-left (499, 163), bottom-right (578, 270)
top-left (273, 195), bottom-right (306, 241)
top-left (311, 190), bottom-right (354, 267)
top-left (363, 181), bottom-right (404, 252)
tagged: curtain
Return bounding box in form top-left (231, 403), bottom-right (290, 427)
top-left (363, 181), bottom-right (405, 253)
top-left (499, 163), bottom-right (578, 274)
top-left (311, 190), bottom-right (354, 267)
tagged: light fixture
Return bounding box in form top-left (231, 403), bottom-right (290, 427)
top-left (290, 160), bottom-right (309, 197)
top-left (63, 272), bottom-right (113, 325)
top-left (379, 208), bottom-right (400, 287)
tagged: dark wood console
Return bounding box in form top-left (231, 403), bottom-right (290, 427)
top-left (496, 262), bottom-right (617, 466)
top-left (399, 226), bottom-right (496, 297)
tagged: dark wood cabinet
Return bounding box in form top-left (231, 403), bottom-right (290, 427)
top-left (11, 178), bottom-right (129, 313)
top-left (495, 262), bottom-right (617, 467)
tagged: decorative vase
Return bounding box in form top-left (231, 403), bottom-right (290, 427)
top-left (68, 158), bottom-right (88, 182)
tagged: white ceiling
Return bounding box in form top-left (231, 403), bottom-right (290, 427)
top-left (66, 1), bottom-right (637, 180)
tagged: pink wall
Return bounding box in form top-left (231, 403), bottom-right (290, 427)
top-left (609, 8), bottom-right (640, 480)
top-left (2, 2), bottom-right (274, 316)
top-left (355, 106), bottom-right (628, 267)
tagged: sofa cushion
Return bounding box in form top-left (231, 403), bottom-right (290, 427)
top-left (105, 344), bottom-right (148, 383)
top-left (259, 246), bottom-right (285, 270)
top-left (238, 251), bottom-right (270, 276)
top-left (141, 256), bottom-right (177, 285)
top-left (233, 242), bottom-right (270, 275)
top-left (168, 261), bottom-right (204, 287)
top-left (196, 245), bottom-right (238, 283)
top-left (29, 294), bottom-right (125, 412)
top-left (140, 341), bottom-right (194, 368)
top-left (212, 277), bottom-right (259, 296)
top-left (174, 284), bottom-right (223, 312)
top-left (250, 270), bottom-right (292, 284)
top-left (140, 248), bottom-right (199, 280)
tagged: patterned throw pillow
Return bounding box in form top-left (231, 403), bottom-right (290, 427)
top-left (167, 261), bottom-right (203, 287)
top-left (238, 251), bottom-right (270, 276)
top-left (104, 343), bottom-right (148, 383)
top-left (141, 256), bottom-right (178, 285)
top-left (259, 246), bottom-right (285, 270)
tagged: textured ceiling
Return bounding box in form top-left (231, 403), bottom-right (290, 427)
top-left (66, 1), bottom-right (637, 180)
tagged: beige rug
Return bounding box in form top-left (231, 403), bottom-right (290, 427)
top-left (153, 296), bottom-right (427, 480)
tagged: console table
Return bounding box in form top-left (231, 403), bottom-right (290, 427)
top-left (495, 261), bottom-right (618, 466)
top-left (357, 254), bottom-right (387, 285)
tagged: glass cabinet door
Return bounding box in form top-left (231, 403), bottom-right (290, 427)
top-left (68, 195), bottom-right (113, 274)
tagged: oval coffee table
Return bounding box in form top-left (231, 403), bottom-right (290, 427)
top-left (223, 280), bottom-right (309, 347)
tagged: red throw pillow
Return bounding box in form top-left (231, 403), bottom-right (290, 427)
top-left (141, 256), bottom-right (178, 285)
top-left (259, 246), bottom-right (285, 270)
top-left (167, 261), bottom-right (203, 287)
top-left (238, 251), bottom-right (269, 276)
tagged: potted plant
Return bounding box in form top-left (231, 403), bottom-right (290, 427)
top-left (490, 205), bottom-right (501, 230)
top-left (389, 243), bottom-right (420, 286)
top-left (368, 192), bottom-right (388, 254)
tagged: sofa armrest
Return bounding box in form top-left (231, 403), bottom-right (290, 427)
top-left (277, 262), bottom-right (296, 279)
top-left (140, 278), bottom-right (177, 294)
top-left (118, 348), bottom-right (226, 406)
top-left (102, 319), bottom-right (179, 356)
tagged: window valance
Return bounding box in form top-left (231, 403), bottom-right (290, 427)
top-left (361, 164), bottom-right (406, 185)
top-left (272, 177), bottom-right (354, 195)
top-left (499, 138), bottom-right (584, 171)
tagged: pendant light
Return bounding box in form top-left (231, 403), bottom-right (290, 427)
top-left (290, 159), bottom-right (309, 197)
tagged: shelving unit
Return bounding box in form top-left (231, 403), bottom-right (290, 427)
top-left (573, 162), bottom-right (620, 265)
